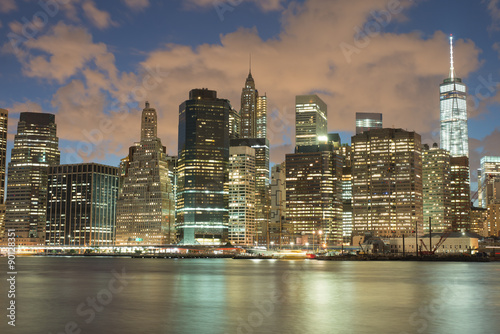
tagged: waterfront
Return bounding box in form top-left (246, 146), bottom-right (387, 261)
top-left (1, 258), bottom-right (499, 334)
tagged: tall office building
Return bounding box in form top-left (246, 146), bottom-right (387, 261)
top-left (46, 163), bottom-right (118, 246)
top-left (295, 95), bottom-right (327, 147)
top-left (341, 166), bottom-right (353, 244)
top-left (5, 112), bottom-right (60, 245)
top-left (450, 156), bottom-right (471, 232)
top-left (440, 35), bottom-right (469, 158)
top-left (269, 162), bottom-right (289, 245)
top-left (229, 108), bottom-right (241, 139)
top-left (286, 145), bottom-right (343, 245)
top-left (116, 102), bottom-right (176, 245)
top-left (240, 71), bottom-right (267, 139)
top-left (355, 112), bottom-right (382, 135)
top-left (228, 145), bottom-right (256, 245)
top-left (352, 128), bottom-right (423, 237)
top-left (256, 95), bottom-right (267, 139)
top-left (177, 89), bottom-right (231, 245)
top-left (0, 108), bottom-right (7, 243)
top-left (422, 144), bottom-right (451, 233)
top-left (478, 156), bottom-right (500, 208)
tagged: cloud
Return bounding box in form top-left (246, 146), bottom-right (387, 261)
top-left (82, 0), bottom-right (117, 29)
top-left (122, 0), bottom-right (150, 11)
top-left (486, 0), bottom-right (500, 31)
top-left (184, 0), bottom-right (285, 12)
top-left (0, 0), bottom-right (16, 13)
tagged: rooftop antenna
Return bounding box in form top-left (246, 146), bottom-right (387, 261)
top-left (449, 34), bottom-right (455, 79)
top-left (249, 53), bottom-right (252, 75)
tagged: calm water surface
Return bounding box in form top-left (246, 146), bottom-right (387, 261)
top-left (1, 257), bottom-right (499, 334)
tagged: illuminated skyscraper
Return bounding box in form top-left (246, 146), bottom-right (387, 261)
top-left (355, 112), bottom-right (382, 135)
top-left (450, 156), bottom-right (471, 231)
top-left (5, 112), bottom-right (60, 245)
top-left (440, 35), bottom-right (469, 157)
top-left (116, 102), bottom-right (176, 245)
top-left (422, 143), bottom-right (451, 232)
top-left (270, 162), bottom-right (287, 242)
top-left (352, 128), bottom-right (423, 237)
top-left (256, 95), bottom-right (267, 139)
top-left (228, 145), bottom-right (256, 245)
top-left (478, 156), bottom-right (500, 208)
top-left (295, 95), bottom-right (327, 147)
top-left (177, 89), bottom-right (231, 245)
top-left (46, 163), bottom-right (118, 246)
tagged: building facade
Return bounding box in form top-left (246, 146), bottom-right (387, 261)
top-left (5, 112), bottom-right (60, 245)
top-left (46, 163), bottom-right (118, 246)
top-left (355, 112), bottom-right (382, 135)
top-left (295, 95), bottom-right (327, 147)
top-left (450, 156), bottom-right (471, 232)
top-left (478, 156), bottom-right (500, 208)
top-left (269, 162), bottom-right (289, 246)
top-left (177, 89), bottom-right (231, 245)
top-left (422, 143), bottom-right (451, 233)
top-left (228, 145), bottom-right (256, 245)
top-left (116, 102), bottom-right (176, 245)
top-left (286, 145), bottom-right (343, 245)
top-left (352, 128), bottom-right (423, 237)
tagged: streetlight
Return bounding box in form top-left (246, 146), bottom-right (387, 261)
top-left (270, 241), bottom-right (274, 249)
top-left (290, 242), bottom-right (294, 249)
top-left (317, 230), bottom-right (323, 252)
top-left (305, 242), bottom-right (309, 250)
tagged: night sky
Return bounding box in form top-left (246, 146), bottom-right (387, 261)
top-left (1, 0), bottom-right (499, 188)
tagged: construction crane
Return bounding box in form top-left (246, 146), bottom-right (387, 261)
top-left (419, 230), bottom-right (451, 256)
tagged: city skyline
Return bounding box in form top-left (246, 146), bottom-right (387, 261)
top-left (1, 1), bottom-right (500, 189)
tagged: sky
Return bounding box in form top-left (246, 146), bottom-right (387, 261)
top-left (1, 0), bottom-right (500, 188)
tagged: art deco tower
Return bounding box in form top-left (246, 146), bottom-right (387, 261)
top-left (5, 112), bottom-right (60, 245)
top-left (440, 35), bottom-right (469, 157)
top-left (116, 102), bottom-right (176, 245)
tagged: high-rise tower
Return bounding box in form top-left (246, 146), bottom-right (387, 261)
top-left (440, 35), bottom-right (468, 157)
top-left (116, 102), bottom-right (176, 245)
top-left (5, 112), bottom-right (60, 245)
top-left (295, 95), bottom-right (327, 147)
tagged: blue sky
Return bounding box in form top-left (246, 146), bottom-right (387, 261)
top-left (1, 0), bottom-right (500, 188)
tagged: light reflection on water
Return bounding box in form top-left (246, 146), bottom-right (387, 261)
top-left (0, 258), bottom-right (499, 334)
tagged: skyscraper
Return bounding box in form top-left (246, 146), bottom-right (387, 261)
top-left (355, 112), bottom-right (382, 135)
top-left (352, 128), bottom-right (423, 237)
top-left (295, 95), bottom-right (327, 147)
top-left (5, 112), bottom-right (60, 245)
top-left (286, 145), bottom-right (343, 246)
top-left (270, 162), bottom-right (287, 245)
top-left (228, 145), bottom-right (256, 245)
top-left (116, 102), bottom-right (176, 245)
top-left (177, 89), bottom-right (231, 245)
top-left (450, 156), bottom-right (471, 232)
top-left (46, 163), bottom-right (119, 246)
top-left (440, 35), bottom-right (469, 157)
top-left (422, 143), bottom-right (451, 233)
top-left (478, 156), bottom-right (500, 208)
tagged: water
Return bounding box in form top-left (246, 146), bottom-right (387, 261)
top-left (1, 257), bottom-right (499, 334)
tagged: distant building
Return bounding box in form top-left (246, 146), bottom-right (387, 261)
top-left (295, 95), bottom-right (327, 147)
top-left (352, 128), bottom-right (423, 237)
top-left (478, 156), bottom-right (500, 208)
top-left (228, 145), bottom-right (256, 246)
top-left (387, 232), bottom-right (479, 254)
top-left (116, 102), bottom-right (176, 245)
top-left (286, 145), bottom-right (343, 245)
top-left (46, 163), bottom-right (119, 246)
top-left (341, 166), bottom-right (353, 244)
top-left (450, 156), bottom-right (471, 232)
top-left (355, 112), bottom-right (382, 135)
top-left (470, 207), bottom-right (488, 237)
top-left (5, 112), bottom-right (60, 245)
top-left (177, 89), bottom-right (231, 245)
top-left (487, 204), bottom-right (500, 237)
top-left (269, 162), bottom-right (289, 246)
top-left (422, 143), bottom-right (451, 232)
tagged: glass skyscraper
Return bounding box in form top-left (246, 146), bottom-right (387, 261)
top-left (295, 95), bottom-right (327, 147)
top-left (440, 35), bottom-right (469, 157)
top-left (5, 112), bottom-right (60, 245)
top-left (478, 156), bottom-right (500, 208)
top-left (177, 89), bottom-right (231, 245)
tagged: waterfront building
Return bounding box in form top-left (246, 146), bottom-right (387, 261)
top-left (355, 112), bottom-right (382, 135)
top-left (450, 156), bottom-right (471, 232)
top-left (46, 163), bottom-right (118, 246)
top-left (470, 207), bottom-right (488, 237)
top-left (352, 128), bottom-right (423, 237)
top-left (386, 232), bottom-right (479, 254)
top-left (228, 145), bottom-right (256, 245)
top-left (286, 144), bottom-right (343, 246)
top-left (177, 89), bottom-right (230, 245)
top-left (422, 143), bottom-right (451, 233)
top-left (487, 204), bottom-right (500, 237)
top-left (295, 95), bottom-right (327, 147)
top-left (478, 156), bottom-right (500, 208)
top-left (116, 102), bottom-right (176, 245)
top-left (440, 35), bottom-right (469, 158)
top-left (5, 112), bottom-right (60, 245)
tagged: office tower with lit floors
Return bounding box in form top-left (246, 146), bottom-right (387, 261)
top-left (5, 112), bottom-right (60, 245)
top-left (450, 156), bottom-right (471, 232)
top-left (478, 156), bottom-right (500, 208)
top-left (295, 95), bottom-right (327, 147)
top-left (422, 143), bottom-right (451, 233)
top-left (177, 89), bottom-right (231, 245)
top-left (46, 163), bottom-right (119, 246)
top-left (355, 112), bottom-right (382, 135)
top-left (116, 102), bottom-right (176, 245)
top-left (352, 128), bottom-right (423, 237)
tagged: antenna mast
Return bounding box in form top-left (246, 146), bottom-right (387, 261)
top-left (449, 34), bottom-right (455, 79)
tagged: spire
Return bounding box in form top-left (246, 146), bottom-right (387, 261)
top-left (449, 34), bottom-right (455, 80)
top-left (249, 53), bottom-right (252, 76)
